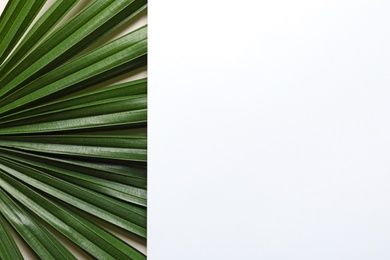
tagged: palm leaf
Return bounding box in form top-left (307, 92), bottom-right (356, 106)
top-left (0, 0), bottom-right (147, 259)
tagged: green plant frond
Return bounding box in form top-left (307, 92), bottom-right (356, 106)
top-left (0, 148), bottom-right (146, 205)
top-left (0, 211), bottom-right (23, 260)
top-left (0, 0), bottom-right (80, 76)
top-left (0, 0), bottom-right (46, 64)
top-left (0, 0), bottom-right (147, 259)
top-left (0, 147), bottom-right (147, 188)
top-left (0, 0), bottom-right (147, 97)
top-left (0, 25), bottom-right (147, 115)
top-left (0, 189), bottom-right (76, 260)
top-left (0, 78), bottom-right (147, 122)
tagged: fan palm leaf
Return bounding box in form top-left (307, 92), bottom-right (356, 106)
top-left (0, 0), bottom-right (147, 259)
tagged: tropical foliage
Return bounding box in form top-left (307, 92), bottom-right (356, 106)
top-left (0, 0), bottom-right (147, 259)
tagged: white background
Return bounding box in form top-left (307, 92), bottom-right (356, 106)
top-left (149, 0), bottom-right (390, 259)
